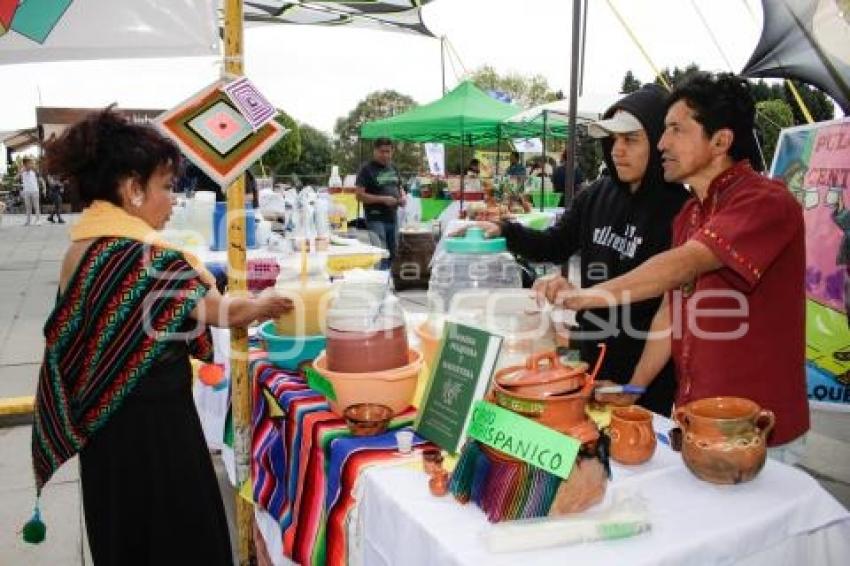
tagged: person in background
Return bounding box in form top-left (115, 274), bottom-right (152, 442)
top-left (555, 73), bottom-right (809, 461)
top-left (505, 151), bottom-right (526, 177)
top-left (527, 156), bottom-right (553, 180)
top-left (30, 108), bottom-right (292, 562)
top-left (466, 158), bottom-right (481, 177)
top-left (355, 138), bottom-right (406, 269)
top-left (46, 174), bottom-right (65, 223)
top-left (456, 84), bottom-right (690, 416)
top-left (19, 157), bottom-right (41, 225)
top-left (552, 149), bottom-right (585, 207)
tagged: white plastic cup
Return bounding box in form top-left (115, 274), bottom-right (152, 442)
top-left (396, 430), bottom-right (414, 454)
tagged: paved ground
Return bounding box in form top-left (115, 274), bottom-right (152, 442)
top-left (1, 212), bottom-right (848, 564)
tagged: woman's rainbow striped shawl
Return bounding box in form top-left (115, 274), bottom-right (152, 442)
top-left (32, 237), bottom-right (213, 492)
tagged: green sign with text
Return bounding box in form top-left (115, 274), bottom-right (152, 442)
top-left (415, 322), bottom-right (502, 453)
top-left (467, 401), bottom-right (580, 479)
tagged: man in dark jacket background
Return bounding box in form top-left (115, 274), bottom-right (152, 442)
top-left (464, 84), bottom-right (690, 415)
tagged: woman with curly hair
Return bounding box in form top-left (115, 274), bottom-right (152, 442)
top-left (26, 107), bottom-right (292, 564)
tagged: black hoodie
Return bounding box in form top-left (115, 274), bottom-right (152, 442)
top-left (500, 84), bottom-right (691, 415)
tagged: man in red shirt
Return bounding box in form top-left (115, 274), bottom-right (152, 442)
top-left (544, 73), bottom-right (809, 460)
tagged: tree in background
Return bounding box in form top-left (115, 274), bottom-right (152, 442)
top-left (333, 90), bottom-right (420, 177)
top-left (754, 98), bottom-right (794, 168)
top-left (621, 70), bottom-right (642, 94)
top-left (576, 129), bottom-right (603, 183)
top-left (748, 78), bottom-right (834, 123)
top-left (643, 66), bottom-right (835, 124)
top-left (654, 64), bottom-right (702, 89)
top-left (781, 81), bottom-right (834, 124)
top-left (469, 65), bottom-right (559, 108)
top-left (292, 124), bottom-right (334, 184)
top-left (255, 111), bottom-right (301, 180)
top-left (621, 66), bottom-right (835, 166)
top-left (2, 159), bottom-right (19, 191)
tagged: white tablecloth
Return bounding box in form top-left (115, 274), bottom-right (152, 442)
top-left (354, 418), bottom-right (850, 566)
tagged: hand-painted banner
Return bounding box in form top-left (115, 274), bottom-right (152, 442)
top-left (0, 0), bottom-right (218, 65)
top-left (771, 117), bottom-right (850, 412)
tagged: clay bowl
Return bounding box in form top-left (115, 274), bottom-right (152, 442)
top-left (312, 349), bottom-right (423, 417)
top-left (494, 352), bottom-right (590, 398)
top-left (496, 361), bottom-right (589, 397)
top-left (343, 403), bottom-right (393, 436)
top-left (413, 320), bottom-right (442, 368)
top-left (674, 397), bottom-right (775, 484)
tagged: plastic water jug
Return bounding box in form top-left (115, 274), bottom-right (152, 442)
top-left (212, 202), bottom-right (257, 251)
top-left (428, 227), bottom-right (523, 313)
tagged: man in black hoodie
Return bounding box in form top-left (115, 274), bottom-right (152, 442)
top-left (467, 85), bottom-right (690, 415)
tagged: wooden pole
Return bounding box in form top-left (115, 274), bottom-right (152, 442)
top-left (223, 1), bottom-right (253, 564)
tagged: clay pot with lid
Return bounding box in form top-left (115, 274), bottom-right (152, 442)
top-left (674, 397), bottom-right (775, 484)
top-left (490, 346), bottom-right (606, 443)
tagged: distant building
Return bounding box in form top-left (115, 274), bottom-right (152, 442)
top-left (1, 106), bottom-right (164, 209)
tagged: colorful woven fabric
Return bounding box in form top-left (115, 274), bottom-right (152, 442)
top-left (155, 80), bottom-right (286, 188)
top-left (33, 237), bottom-right (213, 492)
top-left (449, 441), bottom-right (562, 523)
top-left (250, 360), bottom-right (428, 566)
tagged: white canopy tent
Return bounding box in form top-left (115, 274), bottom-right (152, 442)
top-left (505, 94), bottom-right (617, 127)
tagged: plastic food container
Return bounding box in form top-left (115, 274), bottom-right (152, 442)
top-left (312, 349), bottom-right (423, 416)
top-left (428, 227), bottom-right (522, 314)
top-left (274, 280), bottom-right (333, 336)
top-left (258, 321), bottom-right (327, 370)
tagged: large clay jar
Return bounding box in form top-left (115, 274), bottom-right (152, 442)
top-left (609, 405), bottom-right (656, 465)
top-left (674, 397), bottom-right (775, 485)
top-left (491, 349), bottom-right (604, 441)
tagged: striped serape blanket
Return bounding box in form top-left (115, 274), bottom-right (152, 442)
top-left (250, 359), bottom-right (429, 565)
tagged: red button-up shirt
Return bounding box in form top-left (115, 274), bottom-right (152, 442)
top-left (670, 160), bottom-right (809, 446)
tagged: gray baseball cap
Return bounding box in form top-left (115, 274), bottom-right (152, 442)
top-left (587, 110), bottom-right (643, 138)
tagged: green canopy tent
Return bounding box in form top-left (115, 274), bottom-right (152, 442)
top-left (361, 80), bottom-right (519, 177)
top-left (361, 80), bottom-right (517, 144)
top-left (360, 80), bottom-right (517, 206)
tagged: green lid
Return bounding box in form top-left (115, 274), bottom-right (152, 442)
top-left (445, 226), bottom-right (507, 254)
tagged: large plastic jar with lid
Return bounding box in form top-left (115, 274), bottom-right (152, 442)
top-left (325, 292), bottom-right (409, 373)
top-left (428, 227), bottom-right (523, 314)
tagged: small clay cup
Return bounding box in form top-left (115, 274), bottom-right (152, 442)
top-left (429, 469), bottom-right (449, 497)
top-left (609, 405), bottom-right (656, 465)
top-left (422, 448), bottom-right (444, 475)
top-left (343, 403), bottom-right (393, 437)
